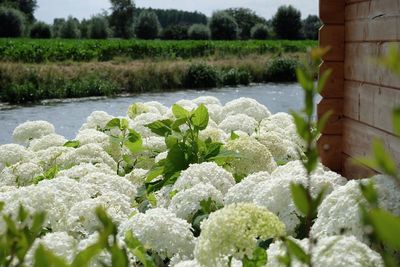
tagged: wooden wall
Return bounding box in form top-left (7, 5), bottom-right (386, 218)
top-left (318, 0), bottom-right (400, 178)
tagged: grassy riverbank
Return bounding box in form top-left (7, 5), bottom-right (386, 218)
top-left (0, 53), bottom-right (304, 104)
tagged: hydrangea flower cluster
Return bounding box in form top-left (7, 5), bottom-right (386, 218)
top-left (0, 97), bottom-right (388, 265)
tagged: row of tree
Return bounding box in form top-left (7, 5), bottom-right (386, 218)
top-left (0, 0), bottom-right (321, 40)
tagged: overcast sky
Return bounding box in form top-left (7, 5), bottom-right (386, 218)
top-left (35, 0), bottom-right (318, 23)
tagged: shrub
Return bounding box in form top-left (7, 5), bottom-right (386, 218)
top-left (60, 16), bottom-right (80, 39)
top-left (224, 8), bottom-right (267, 40)
top-left (272, 5), bottom-right (302, 40)
top-left (209, 11), bottom-right (239, 40)
top-left (303, 15), bottom-right (321, 40)
top-left (251, 24), bottom-right (269, 40)
top-left (162, 25), bottom-right (188, 40)
top-left (30, 21), bottom-right (51, 38)
top-left (221, 68), bottom-right (251, 86)
top-left (264, 58), bottom-right (298, 82)
top-left (89, 16), bottom-right (109, 39)
top-left (184, 63), bottom-right (219, 89)
top-left (135, 11), bottom-right (160, 39)
top-left (188, 24), bottom-right (210, 40)
top-left (0, 7), bottom-right (25, 37)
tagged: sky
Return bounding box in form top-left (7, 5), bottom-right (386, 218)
top-left (35, 0), bottom-right (318, 23)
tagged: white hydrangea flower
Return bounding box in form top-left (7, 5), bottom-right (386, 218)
top-left (80, 111), bottom-right (114, 131)
top-left (80, 172), bottom-right (137, 201)
top-left (76, 233), bottom-right (112, 267)
top-left (28, 133), bottom-right (67, 152)
top-left (192, 96), bottom-right (221, 106)
top-left (169, 183), bottom-right (224, 220)
top-left (144, 101), bottom-right (169, 114)
top-left (118, 208), bottom-right (196, 259)
top-left (224, 136), bottom-right (277, 177)
top-left (56, 163), bottom-right (115, 180)
top-left (76, 129), bottom-right (121, 161)
top-left (13, 120), bottom-right (55, 145)
top-left (127, 102), bottom-right (161, 119)
top-left (311, 175), bottom-right (400, 244)
top-left (222, 97), bottom-right (271, 122)
top-left (67, 193), bottom-right (135, 238)
top-left (173, 162), bottom-right (235, 194)
top-left (154, 185), bottom-right (174, 208)
top-left (173, 259), bottom-right (243, 267)
top-left (194, 203), bottom-right (285, 266)
top-left (26, 232), bottom-right (77, 265)
top-left (175, 99), bottom-right (198, 111)
top-left (218, 114), bottom-right (258, 135)
top-left (199, 127), bottom-right (228, 143)
top-left (224, 171), bottom-right (271, 205)
top-left (129, 113), bottom-right (165, 138)
top-left (0, 162), bottom-right (43, 186)
top-left (124, 168), bottom-right (148, 186)
top-left (253, 131), bottom-right (301, 163)
top-left (154, 151), bottom-right (168, 163)
top-left (266, 236), bottom-right (384, 267)
top-left (142, 136), bottom-right (167, 152)
top-left (58, 144), bottom-right (117, 170)
top-left (0, 144), bottom-right (33, 171)
top-left (34, 146), bottom-right (73, 170)
top-left (259, 112), bottom-right (295, 132)
top-left (205, 104), bottom-right (224, 123)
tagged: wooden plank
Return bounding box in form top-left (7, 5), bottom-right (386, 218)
top-left (342, 153), bottom-right (378, 179)
top-left (318, 135), bottom-right (342, 172)
top-left (320, 0), bottom-right (345, 24)
top-left (318, 98), bottom-right (343, 134)
top-left (343, 81), bottom-right (400, 134)
top-left (344, 42), bottom-right (400, 88)
top-left (345, 0), bottom-right (400, 21)
top-left (320, 25), bottom-right (345, 61)
top-left (345, 16), bottom-right (400, 42)
top-left (319, 62), bottom-right (344, 98)
top-left (342, 118), bottom-right (400, 169)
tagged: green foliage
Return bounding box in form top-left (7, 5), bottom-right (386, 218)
top-left (242, 247), bottom-right (268, 267)
top-left (251, 24), bottom-right (269, 40)
top-left (144, 104), bottom-right (238, 193)
top-left (0, 7), bottom-right (25, 37)
top-left (109, 0), bottom-right (135, 39)
top-left (188, 24), bottom-right (210, 40)
top-left (30, 21), bottom-right (52, 39)
top-left (221, 68), bottom-right (251, 86)
top-left (88, 16), bottom-right (109, 39)
top-left (0, 39), bottom-right (316, 63)
top-left (209, 11), bottom-right (239, 40)
top-left (184, 63), bottom-right (220, 89)
top-left (0, 0), bottom-right (37, 22)
top-left (161, 25), bottom-right (188, 40)
top-left (264, 58), bottom-right (298, 82)
top-left (59, 16), bottom-right (80, 39)
top-left (224, 7), bottom-right (267, 40)
top-left (191, 198), bottom-right (223, 237)
top-left (302, 15), bottom-right (321, 40)
top-left (272, 5), bottom-right (302, 40)
top-left (135, 11), bottom-right (160, 40)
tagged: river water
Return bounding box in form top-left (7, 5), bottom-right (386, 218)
top-left (0, 83), bottom-right (307, 144)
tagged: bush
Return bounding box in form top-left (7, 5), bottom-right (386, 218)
top-left (188, 24), bottom-right (210, 40)
top-left (162, 25), bottom-right (188, 40)
top-left (264, 58), bottom-right (298, 82)
top-left (0, 7), bottom-right (25, 37)
top-left (209, 11), bottom-right (239, 40)
top-left (224, 8), bottom-right (267, 40)
top-left (135, 11), bottom-right (160, 39)
top-left (184, 63), bottom-right (219, 89)
top-left (251, 24), bottom-right (269, 40)
top-left (221, 68), bottom-right (251, 86)
top-left (60, 16), bottom-right (80, 39)
top-left (89, 16), bottom-right (109, 39)
top-left (303, 15), bottom-right (321, 40)
top-left (272, 5), bottom-right (302, 40)
top-left (30, 21), bottom-right (51, 38)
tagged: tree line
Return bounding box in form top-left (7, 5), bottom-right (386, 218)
top-left (0, 0), bottom-right (321, 40)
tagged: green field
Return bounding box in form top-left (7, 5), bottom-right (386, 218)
top-left (0, 39), bottom-right (317, 63)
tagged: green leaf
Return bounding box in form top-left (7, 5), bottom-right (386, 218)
top-left (191, 104), bottom-right (209, 130)
top-left (285, 238), bottom-right (310, 265)
top-left (63, 140), bottom-right (80, 148)
top-left (125, 231), bottom-right (156, 267)
top-left (105, 118), bottom-right (121, 129)
top-left (165, 135), bottom-right (179, 149)
top-left (33, 245), bottom-right (69, 267)
top-left (317, 110), bottom-right (332, 134)
top-left (147, 193), bottom-right (157, 207)
top-left (0, 201), bottom-right (4, 213)
top-left (71, 244), bottom-right (102, 267)
top-left (110, 244), bottom-right (129, 267)
top-left (230, 131), bottom-right (240, 140)
top-left (242, 247), bottom-right (268, 267)
top-left (172, 104), bottom-right (190, 119)
top-left (317, 69), bottom-right (332, 94)
top-left (145, 120), bottom-right (173, 136)
top-left (393, 107), bottom-right (400, 136)
top-left (368, 208), bottom-right (400, 250)
top-left (145, 166), bottom-right (164, 183)
top-left (360, 181), bottom-right (379, 206)
top-left (164, 144), bottom-right (189, 178)
top-left (296, 68), bottom-right (313, 92)
top-left (290, 183), bottom-right (310, 217)
top-left (290, 112), bottom-right (308, 140)
top-left (372, 139), bottom-right (397, 176)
